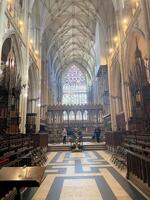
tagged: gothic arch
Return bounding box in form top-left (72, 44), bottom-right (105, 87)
top-left (83, 110), bottom-right (88, 120)
top-left (0, 34), bottom-right (23, 133)
top-left (76, 111), bottom-right (82, 120)
top-left (1, 33), bottom-right (23, 77)
top-left (125, 28), bottom-right (148, 120)
top-left (63, 111), bottom-right (68, 121)
top-left (126, 28), bottom-right (147, 77)
top-left (69, 111), bottom-right (75, 121)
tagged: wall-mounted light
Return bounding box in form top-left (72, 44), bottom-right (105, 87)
top-left (18, 20), bottom-right (24, 32)
top-left (113, 36), bottom-right (119, 47)
top-left (123, 18), bottom-right (128, 24)
top-left (135, 1), bottom-right (139, 8)
top-left (29, 39), bottom-right (33, 45)
top-left (113, 36), bottom-right (118, 42)
top-left (29, 39), bottom-right (33, 49)
top-left (122, 18), bottom-right (128, 32)
top-left (132, 0), bottom-right (139, 8)
top-left (109, 48), bottom-right (114, 54)
top-left (35, 50), bottom-right (39, 56)
top-left (19, 20), bottom-right (23, 26)
top-left (7, 0), bottom-right (12, 5)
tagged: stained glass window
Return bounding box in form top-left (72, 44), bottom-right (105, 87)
top-left (62, 65), bottom-right (87, 105)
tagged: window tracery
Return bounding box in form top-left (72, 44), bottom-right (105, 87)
top-left (62, 65), bottom-right (87, 105)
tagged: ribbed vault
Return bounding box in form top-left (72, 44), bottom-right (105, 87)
top-left (39, 0), bottom-right (116, 82)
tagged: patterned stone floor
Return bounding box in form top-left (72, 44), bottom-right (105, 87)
top-left (28, 151), bottom-right (147, 200)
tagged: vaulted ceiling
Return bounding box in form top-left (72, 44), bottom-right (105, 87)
top-left (31, 0), bottom-right (117, 81)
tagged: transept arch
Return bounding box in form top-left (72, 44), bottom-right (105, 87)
top-left (0, 34), bottom-right (23, 133)
top-left (1, 33), bottom-right (23, 76)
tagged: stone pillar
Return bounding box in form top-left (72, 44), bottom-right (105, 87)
top-left (75, 111), bottom-right (77, 122)
top-left (60, 111), bottom-right (63, 124)
top-left (36, 45), bottom-right (42, 133)
top-left (82, 111), bottom-right (84, 123)
top-left (67, 111), bottom-right (69, 126)
top-left (107, 58), bottom-right (117, 131)
top-left (19, 9), bottom-right (31, 134)
top-left (96, 111), bottom-right (98, 124)
top-left (111, 96), bottom-right (117, 131)
top-left (115, 4), bottom-right (130, 130)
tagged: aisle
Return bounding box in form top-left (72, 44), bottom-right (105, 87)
top-left (31, 151), bottom-right (147, 200)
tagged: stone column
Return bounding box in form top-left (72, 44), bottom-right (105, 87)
top-left (75, 111), bottom-right (77, 122)
top-left (82, 111), bottom-right (84, 123)
top-left (115, 3), bottom-right (131, 130)
top-left (96, 111), bottom-right (99, 124)
top-left (107, 58), bottom-right (117, 131)
top-left (67, 111), bottom-right (69, 126)
top-left (111, 96), bottom-right (117, 131)
top-left (19, 9), bottom-right (31, 134)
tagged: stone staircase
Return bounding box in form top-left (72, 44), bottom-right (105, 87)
top-left (48, 144), bottom-right (71, 152)
top-left (48, 142), bottom-right (106, 152)
top-left (83, 132), bottom-right (94, 142)
top-left (83, 143), bottom-right (106, 151)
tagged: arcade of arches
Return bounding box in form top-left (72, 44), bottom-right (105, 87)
top-left (0, 0), bottom-right (150, 199)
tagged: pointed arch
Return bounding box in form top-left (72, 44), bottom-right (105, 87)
top-left (62, 65), bottom-right (87, 105)
top-left (76, 111), bottom-right (82, 120)
top-left (83, 110), bottom-right (88, 121)
top-left (69, 111), bottom-right (75, 121)
top-left (63, 111), bottom-right (68, 121)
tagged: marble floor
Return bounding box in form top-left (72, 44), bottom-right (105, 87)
top-left (27, 151), bottom-right (148, 200)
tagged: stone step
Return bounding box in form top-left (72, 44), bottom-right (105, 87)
top-left (83, 144), bottom-right (106, 150)
top-left (48, 143), bottom-right (106, 152)
top-left (83, 137), bottom-right (94, 142)
top-left (83, 146), bottom-right (106, 151)
top-left (48, 145), bottom-right (70, 152)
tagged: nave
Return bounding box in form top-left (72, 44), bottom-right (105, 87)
top-left (28, 151), bottom-right (147, 200)
top-left (0, 0), bottom-right (150, 199)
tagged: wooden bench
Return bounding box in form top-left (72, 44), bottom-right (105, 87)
top-left (1, 188), bottom-right (17, 200)
top-left (111, 146), bottom-right (127, 170)
top-left (126, 150), bottom-right (150, 197)
top-left (0, 167), bottom-right (46, 200)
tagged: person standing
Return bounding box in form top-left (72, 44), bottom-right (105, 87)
top-left (62, 128), bottom-right (67, 144)
top-left (94, 127), bottom-right (101, 143)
